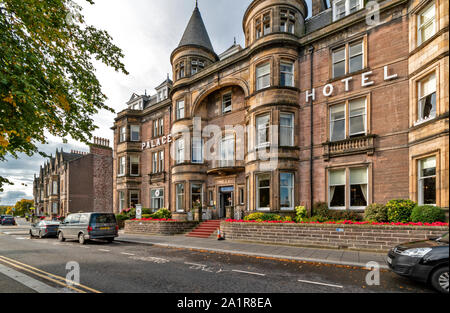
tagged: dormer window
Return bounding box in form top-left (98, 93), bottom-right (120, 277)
top-left (280, 9), bottom-right (295, 34)
top-left (333, 0), bottom-right (363, 21)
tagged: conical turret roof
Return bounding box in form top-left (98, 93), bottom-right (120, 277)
top-left (178, 5), bottom-right (214, 53)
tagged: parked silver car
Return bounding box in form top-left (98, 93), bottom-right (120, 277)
top-left (57, 213), bottom-right (118, 244)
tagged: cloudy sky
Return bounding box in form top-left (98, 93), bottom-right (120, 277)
top-left (0, 0), bottom-right (314, 205)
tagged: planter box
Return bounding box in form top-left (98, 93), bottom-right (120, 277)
top-left (220, 222), bottom-right (449, 252)
top-left (125, 220), bottom-right (199, 236)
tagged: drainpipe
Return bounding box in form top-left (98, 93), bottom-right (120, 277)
top-left (168, 104), bottom-right (172, 212)
top-left (309, 45), bottom-right (315, 215)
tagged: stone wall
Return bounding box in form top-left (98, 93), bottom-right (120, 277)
top-left (125, 220), bottom-right (199, 236)
top-left (221, 222), bottom-right (449, 252)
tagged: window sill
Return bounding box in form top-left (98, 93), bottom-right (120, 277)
top-left (413, 116), bottom-right (436, 127)
top-left (328, 67), bottom-right (370, 84)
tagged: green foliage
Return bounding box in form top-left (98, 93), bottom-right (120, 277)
top-left (301, 215), bottom-right (329, 223)
top-left (150, 208), bottom-right (172, 219)
top-left (295, 206), bottom-right (307, 222)
top-left (142, 214), bottom-right (152, 219)
top-left (142, 208), bottom-right (153, 215)
top-left (330, 210), bottom-right (363, 221)
top-left (284, 216), bottom-right (293, 222)
top-left (386, 199), bottom-right (416, 223)
top-left (313, 202), bottom-right (331, 219)
top-left (244, 213), bottom-right (283, 222)
top-left (411, 205), bottom-right (446, 223)
top-left (13, 199), bottom-right (33, 216)
top-left (364, 204), bottom-right (388, 222)
top-left (0, 0), bottom-right (128, 190)
top-left (115, 214), bottom-right (129, 222)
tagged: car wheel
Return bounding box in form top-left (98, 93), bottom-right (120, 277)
top-left (29, 231), bottom-right (34, 239)
top-left (58, 231), bottom-right (65, 242)
top-left (106, 237), bottom-right (114, 243)
top-left (38, 231), bottom-right (43, 239)
top-left (431, 266), bottom-right (449, 294)
top-left (78, 233), bottom-right (86, 245)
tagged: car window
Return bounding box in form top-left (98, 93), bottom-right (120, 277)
top-left (90, 214), bottom-right (116, 224)
top-left (71, 214), bottom-right (81, 224)
top-left (79, 215), bottom-right (89, 224)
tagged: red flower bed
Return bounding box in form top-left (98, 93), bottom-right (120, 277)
top-left (130, 218), bottom-right (175, 222)
top-left (224, 219), bottom-right (449, 227)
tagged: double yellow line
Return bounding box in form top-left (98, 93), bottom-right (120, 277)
top-left (0, 255), bottom-right (102, 293)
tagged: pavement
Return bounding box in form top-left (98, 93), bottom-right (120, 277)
top-left (117, 231), bottom-right (389, 269)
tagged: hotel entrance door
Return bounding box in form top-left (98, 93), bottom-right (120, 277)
top-left (219, 186), bottom-right (234, 219)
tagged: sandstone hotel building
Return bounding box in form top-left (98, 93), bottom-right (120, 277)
top-left (112, 0), bottom-right (449, 219)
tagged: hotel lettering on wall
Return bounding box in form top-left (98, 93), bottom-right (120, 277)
top-left (305, 66), bottom-right (399, 101)
top-left (142, 134), bottom-right (173, 150)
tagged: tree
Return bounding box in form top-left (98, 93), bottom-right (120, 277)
top-left (13, 198), bottom-right (33, 216)
top-left (0, 0), bottom-right (128, 191)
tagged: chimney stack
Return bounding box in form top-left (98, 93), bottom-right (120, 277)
top-left (312, 0), bottom-right (328, 16)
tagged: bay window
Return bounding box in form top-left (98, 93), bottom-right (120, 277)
top-left (418, 156), bottom-right (436, 205)
top-left (175, 138), bottom-right (185, 164)
top-left (118, 156), bottom-right (126, 176)
top-left (192, 137), bottom-right (204, 164)
top-left (220, 134), bottom-right (235, 167)
top-left (280, 112), bottom-right (294, 146)
top-left (130, 156), bottom-right (140, 176)
top-left (280, 173), bottom-right (294, 210)
top-left (256, 173), bottom-right (271, 211)
top-left (280, 9), bottom-right (295, 34)
top-left (256, 63), bottom-right (270, 91)
top-left (280, 62), bottom-right (294, 87)
top-left (130, 125), bottom-right (140, 142)
top-left (256, 114), bottom-right (270, 147)
top-left (120, 126), bottom-right (126, 142)
top-left (118, 191), bottom-right (125, 211)
top-left (176, 183), bottom-right (185, 212)
top-left (176, 100), bottom-right (185, 120)
top-left (191, 184), bottom-right (203, 209)
top-left (129, 191), bottom-right (139, 208)
top-left (52, 181), bottom-right (58, 195)
top-left (151, 189), bottom-right (164, 210)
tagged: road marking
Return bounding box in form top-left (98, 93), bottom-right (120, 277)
top-left (232, 269), bottom-right (266, 277)
top-left (297, 279), bottom-right (343, 289)
top-left (120, 252), bottom-right (135, 256)
top-left (129, 256), bottom-right (169, 264)
top-left (14, 237), bottom-right (28, 240)
top-left (0, 255), bottom-right (101, 293)
top-left (98, 249), bottom-right (111, 252)
top-left (0, 263), bottom-right (60, 293)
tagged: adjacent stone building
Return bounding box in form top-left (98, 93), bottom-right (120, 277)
top-left (33, 138), bottom-right (113, 217)
top-left (112, 0), bottom-right (449, 219)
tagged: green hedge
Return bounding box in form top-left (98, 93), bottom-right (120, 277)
top-left (386, 199), bottom-right (416, 223)
top-left (364, 204), bottom-right (388, 222)
top-left (411, 205), bottom-right (446, 223)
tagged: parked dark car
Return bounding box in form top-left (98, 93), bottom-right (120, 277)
top-left (29, 221), bottom-right (60, 238)
top-left (0, 216), bottom-right (16, 226)
top-left (57, 213), bottom-right (118, 244)
top-left (387, 232), bottom-right (449, 293)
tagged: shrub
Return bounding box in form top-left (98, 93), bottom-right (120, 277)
top-left (303, 215), bottom-right (328, 223)
top-left (244, 213), bottom-right (283, 222)
top-left (386, 199), bottom-right (416, 223)
top-left (142, 208), bottom-right (153, 215)
top-left (313, 202), bottom-right (330, 219)
top-left (364, 204), bottom-right (388, 222)
top-left (330, 210), bottom-right (363, 222)
top-left (151, 208), bottom-right (172, 219)
top-left (115, 214), bottom-right (129, 222)
top-left (142, 214), bottom-right (152, 219)
top-left (295, 206), bottom-right (307, 222)
top-left (284, 216), bottom-right (293, 222)
top-left (411, 205), bottom-right (446, 223)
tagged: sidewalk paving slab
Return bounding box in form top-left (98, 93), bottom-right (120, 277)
top-left (116, 233), bottom-right (389, 269)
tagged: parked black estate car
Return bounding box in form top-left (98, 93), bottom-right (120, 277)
top-left (0, 215), bottom-right (16, 225)
top-left (387, 232), bottom-right (449, 293)
top-left (57, 213), bottom-right (118, 244)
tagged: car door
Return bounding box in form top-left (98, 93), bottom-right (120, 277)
top-left (69, 214), bottom-right (81, 239)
